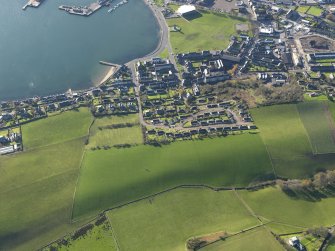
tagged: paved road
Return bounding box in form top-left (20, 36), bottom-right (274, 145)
top-left (125, 1), bottom-right (171, 127)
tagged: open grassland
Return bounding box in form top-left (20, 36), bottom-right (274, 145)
top-left (43, 220), bottom-right (117, 251)
top-left (307, 6), bottom-right (323, 16)
top-left (22, 108), bottom-right (92, 149)
top-left (251, 104), bottom-right (335, 178)
top-left (92, 114), bottom-right (139, 126)
top-left (202, 227), bottom-right (283, 251)
top-left (0, 109), bottom-right (92, 251)
top-left (107, 189), bottom-right (258, 251)
top-left (88, 126), bottom-right (143, 148)
top-left (73, 134), bottom-right (273, 218)
top-left (87, 114), bottom-right (143, 148)
top-left (296, 6), bottom-right (310, 14)
top-left (167, 11), bottom-right (249, 53)
top-left (0, 139), bottom-right (85, 251)
top-left (239, 186), bottom-right (335, 230)
top-left (297, 101), bottom-right (335, 154)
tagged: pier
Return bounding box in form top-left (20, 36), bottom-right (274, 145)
top-left (22, 0), bottom-right (43, 10)
top-left (99, 61), bottom-right (120, 67)
top-left (59, 0), bottom-right (110, 17)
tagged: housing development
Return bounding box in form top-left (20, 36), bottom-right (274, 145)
top-left (2, 0), bottom-right (335, 250)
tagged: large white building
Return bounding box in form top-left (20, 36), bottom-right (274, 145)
top-left (177, 5), bottom-right (197, 16)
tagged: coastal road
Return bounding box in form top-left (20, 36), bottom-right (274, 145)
top-left (126, 0), bottom-right (174, 128)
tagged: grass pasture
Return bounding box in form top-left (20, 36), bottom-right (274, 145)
top-left (167, 11), bottom-right (249, 53)
top-left (297, 101), bottom-right (335, 154)
top-left (0, 139), bottom-right (86, 251)
top-left (239, 186), bottom-right (335, 230)
top-left (73, 134), bottom-right (273, 218)
top-left (88, 126), bottom-right (143, 148)
top-left (251, 104), bottom-right (335, 178)
top-left (22, 108), bottom-right (92, 149)
top-left (87, 115), bottom-right (143, 148)
top-left (107, 189), bottom-right (258, 251)
top-left (0, 109), bottom-right (92, 251)
top-left (202, 227), bottom-right (283, 251)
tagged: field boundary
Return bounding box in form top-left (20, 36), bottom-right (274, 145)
top-left (194, 224), bottom-right (273, 251)
top-left (70, 118), bottom-right (96, 222)
top-left (324, 102), bottom-right (335, 147)
top-left (295, 104), bottom-right (315, 154)
top-left (71, 181), bottom-right (276, 223)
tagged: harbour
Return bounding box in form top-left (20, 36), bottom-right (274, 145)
top-left (58, 0), bottom-right (128, 17)
top-left (22, 0), bottom-right (44, 10)
top-left (0, 0), bottom-right (160, 100)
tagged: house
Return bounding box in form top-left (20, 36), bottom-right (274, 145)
top-left (288, 237), bottom-right (306, 251)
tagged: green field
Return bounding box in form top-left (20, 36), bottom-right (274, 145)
top-left (296, 6), bottom-right (310, 14)
top-left (87, 115), bottom-right (143, 148)
top-left (92, 114), bottom-right (139, 126)
top-left (251, 104), bottom-right (335, 178)
top-left (239, 186), bottom-right (335, 229)
top-left (44, 219), bottom-right (117, 251)
top-left (107, 189), bottom-right (258, 251)
top-left (0, 109), bottom-right (92, 250)
top-left (167, 11), bottom-right (249, 53)
top-left (304, 93), bottom-right (329, 101)
top-left (202, 227), bottom-right (283, 251)
top-left (307, 6), bottom-right (323, 16)
top-left (22, 108), bottom-right (92, 149)
top-left (297, 101), bottom-right (335, 154)
top-left (73, 134), bottom-right (273, 218)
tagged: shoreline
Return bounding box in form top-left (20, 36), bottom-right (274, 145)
top-left (0, 0), bottom-right (166, 103)
top-left (96, 66), bottom-right (117, 86)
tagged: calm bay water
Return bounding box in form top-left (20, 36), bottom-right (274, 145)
top-left (0, 0), bottom-right (160, 100)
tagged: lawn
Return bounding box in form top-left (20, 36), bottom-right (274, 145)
top-left (297, 101), bottom-right (335, 154)
top-left (239, 186), bottom-right (335, 230)
top-left (107, 189), bottom-right (258, 251)
top-left (296, 6), bottom-right (310, 14)
top-left (167, 11), bottom-right (249, 53)
top-left (159, 47), bottom-right (169, 58)
top-left (73, 134), bottom-right (273, 218)
top-left (202, 227), bottom-right (283, 251)
top-left (307, 6), bottom-right (323, 16)
top-left (251, 104), bottom-right (335, 178)
top-left (22, 108), bottom-right (92, 149)
top-left (0, 109), bottom-right (92, 251)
